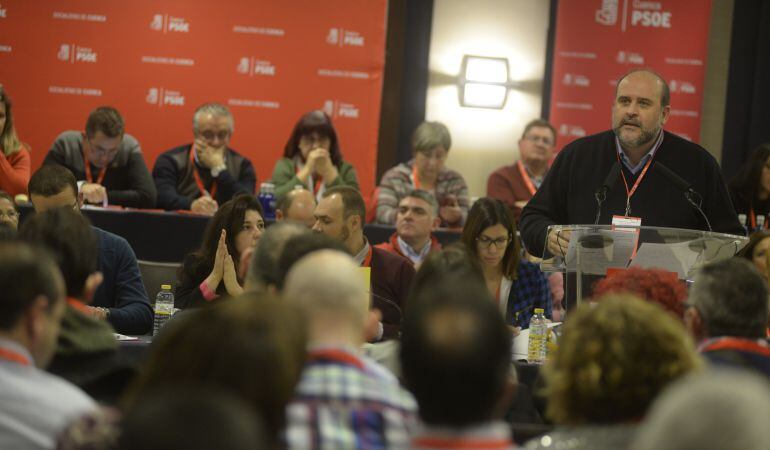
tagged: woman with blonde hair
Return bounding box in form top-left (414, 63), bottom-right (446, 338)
top-left (0, 85), bottom-right (30, 197)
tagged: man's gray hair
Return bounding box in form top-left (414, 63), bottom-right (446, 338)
top-left (404, 189), bottom-right (439, 217)
top-left (246, 222), bottom-right (309, 291)
top-left (688, 258), bottom-right (769, 339)
top-left (633, 370), bottom-right (770, 450)
top-left (412, 121), bottom-right (451, 154)
top-left (192, 103), bottom-right (234, 133)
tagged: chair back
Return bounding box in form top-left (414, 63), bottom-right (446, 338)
top-left (138, 260), bottom-right (182, 306)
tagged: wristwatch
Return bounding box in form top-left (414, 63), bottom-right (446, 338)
top-left (96, 307), bottom-right (110, 319)
top-left (211, 164), bottom-right (227, 177)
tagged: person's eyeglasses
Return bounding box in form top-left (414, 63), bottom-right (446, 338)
top-left (0, 210), bottom-right (18, 220)
top-left (199, 130), bottom-right (231, 142)
top-left (524, 135), bottom-right (554, 146)
top-left (476, 235), bottom-right (511, 250)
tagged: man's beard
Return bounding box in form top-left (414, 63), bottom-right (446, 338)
top-left (613, 119), bottom-right (659, 149)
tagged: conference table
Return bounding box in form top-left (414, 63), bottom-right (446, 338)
top-left (18, 204), bottom-right (462, 263)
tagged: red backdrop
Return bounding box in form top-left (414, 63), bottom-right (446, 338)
top-left (0, 0), bottom-right (387, 195)
top-left (549, 0), bottom-right (712, 149)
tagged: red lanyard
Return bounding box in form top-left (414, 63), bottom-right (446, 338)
top-left (190, 148), bottom-right (217, 198)
top-left (308, 348), bottom-right (364, 370)
top-left (749, 208), bottom-right (768, 230)
top-left (516, 161), bottom-right (537, 196)
top-left (701, 337), bottom-right (770, 357)
top-left (616, 151), bottom-right (656, 217)
top-left (81, 135), bottom-right (107, 184)
top-left (0, 347), bottom-right (31, 366)
top-left (294, 164), bottom-right (323, 196)
top-left (361, 245), bottom-right (373, 268)
top-left (412, 437), bottom-right (511, 449)
top-left (412, 165), bottom-right (421, 190)
top-left (66, 297), bottom-right (92, 316)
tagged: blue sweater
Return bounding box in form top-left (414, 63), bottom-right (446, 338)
top-left (92, 227), bottom-right (153, 335)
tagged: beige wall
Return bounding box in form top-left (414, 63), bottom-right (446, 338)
top-left (425, 0), bottom-right (551, 199)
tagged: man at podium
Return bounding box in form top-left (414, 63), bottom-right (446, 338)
top-left (520, 69), bottom-right (743, 257)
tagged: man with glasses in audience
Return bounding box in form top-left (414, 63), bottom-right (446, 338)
top-left (153, 103), bottom-right (256, 216)
top-left (487, 119), bottom-right (556, 220)
top-left (44, 106), bottom-right (156, 209)
top-left (27, 165), bottom-right (152, 336)
top-left (0, 191), bottom-right (19, 229)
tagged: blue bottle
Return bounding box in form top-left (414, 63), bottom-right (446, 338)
top-left (258, 182), bottom-right (276, 220)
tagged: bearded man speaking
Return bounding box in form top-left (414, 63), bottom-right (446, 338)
top-left (519, 69), bottom-right (742, 257)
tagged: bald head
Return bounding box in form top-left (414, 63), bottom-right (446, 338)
top-left (615, 69), bottom-right (670, 107)
top-left (284, 250), bottom-right (369, 333)
top-left (277, 189), bottom-right (316, 228)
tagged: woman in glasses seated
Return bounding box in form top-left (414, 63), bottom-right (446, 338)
top-left (176, 194), bottom-right (265, 309)
top-left (729, 143), bottom-right (770, 232)
top-left (271, 110), bottom-right (359, 202)
top-left (461, 197), bottom-right (551, 332)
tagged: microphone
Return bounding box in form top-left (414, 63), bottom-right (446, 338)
top-left (594, 161), bottom-right (621, 224)
top-left (654, 162), bottom-right (712, 232)
top-left (367, 290), bottom-right (403, 323)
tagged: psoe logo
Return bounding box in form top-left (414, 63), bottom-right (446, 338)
top-left (616, 50), bottom-right (644, 65)
top-left (326, 28), bottom-right (364, 47)
top-left (558, 124), bottom-right (586, 138)
top-left (595, 0), bottom-right (618, 26)
top-left (322, 100), bottom-right (359, 119)
top-left (236, 57), bottom-right (275, 76)
top-left (669, 80), bottom-right (696, 94)
top-left (146, 87), bottom-right (185, 107)
top-left (562, 73), bottom-right (590, 87)
top-left (150, 13), bottom-right (190, 33)
top-left (57, 44), bottom-right (97, 63)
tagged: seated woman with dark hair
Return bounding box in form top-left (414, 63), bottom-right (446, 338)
top-left (176, 194), bottom-right (265, 308)
top-left (271, 110), bottom-right (359, 201)
top-left (461, 197), bottom-right (551, 331)
top-left (729, 143), bottom-right (770, 231)
top-left (736, 230), bottom-right (770, 283)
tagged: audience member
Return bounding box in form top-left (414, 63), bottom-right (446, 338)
top-left (487, 119), bottom-right (557, 220)
top-left (153, 103), bottom-right (256, 215)
top-left (685, 258), bottom-right (770, 377)
top-left (274, 231), bottom-right (349, 291)
top-left (275, 187), bottom-right (316, 228)
top-left (283, 250), bottom-right (417, 449)
top-left (592, 267), bottom-right (688, 319)
top-left (44, 106), bottom-right (156, 208)
top-left (632, 370), bottom-right (770, 450)
top-left (411, 244), bottom-right (485, 296)
top-left (0, 242), bottom-right (95, 450)
top-left (461, 198), bottom-right (552, 330)
top-left (118, 386), bottom-right (269, 450)
top-left (28, 165), bottom-right (152, 335)
top-left (524, 294), bottom-right (701, 450)
top-left (244, 221), bottom-right (310, 293)
top-left (402, 278), bottom-right (516, 450)
top-left (375, 189), bottom-right (442, 268)
top-left (737, 230), bottom-right (770, 282)
top-left (377, 121), bottom-right (468, 227)
top-left (19, 208), bottom-right (135, 403)
top-left (728, 143), bottom-right (770, 230)
top-left (314, 186), bottom-right (415, 340)
top-left (0, 85), bottom-right (31, 198)
top-left (272, 110), bottom-right (359, 201)
top-left (176, 195), bottom-right (264, 308)
top-left (0, 190), bottom-right (19, 229)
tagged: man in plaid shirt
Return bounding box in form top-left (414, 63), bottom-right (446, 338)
top-left (283, 250), bottom-right (417, 449)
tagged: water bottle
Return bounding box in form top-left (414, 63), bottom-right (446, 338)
top-left (757, 214), bottom-right (765, 233)
top-left (153, 284), bottom-right (174, 336)
top-left (258, 182), bottom-right (276, 220)
top-left (527, 308), bottom-right (548, 364)
top-left (738, 214), bottom-right (748, 235)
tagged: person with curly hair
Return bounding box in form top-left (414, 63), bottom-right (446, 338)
top-left (524, 294), bottom-right (701, 450)
top-left (591, 267), bottom-right (688, 319)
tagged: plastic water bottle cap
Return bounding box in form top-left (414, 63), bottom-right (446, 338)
top-left (534, 308), bottom-right (544, 314)
top-left (161, 284), bottom-right (172, 290)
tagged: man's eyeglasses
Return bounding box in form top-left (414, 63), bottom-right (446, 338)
top-left (524, 134), bottom-right (554, 146)
top-left (476, 235), bottom-right (511, 250)
top-left (199, 130), bottom-right (231, 142)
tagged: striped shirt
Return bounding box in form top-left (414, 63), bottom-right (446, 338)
top-left (285, 345), bottom-right (418, 450)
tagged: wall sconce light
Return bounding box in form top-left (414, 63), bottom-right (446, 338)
top-left (459, 55), bottom-right (510, 109)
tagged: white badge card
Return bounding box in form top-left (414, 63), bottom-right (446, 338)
top-left (612, 215), bottom-right (641, 259)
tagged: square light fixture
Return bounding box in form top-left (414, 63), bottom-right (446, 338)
top-left (459, 55), bottom-right (510, 109)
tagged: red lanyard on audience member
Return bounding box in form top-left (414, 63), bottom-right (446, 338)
top-left (308, 348), bottom-right (365, 370)
top-left (190, 148), bottom-right (217, 198)
top-left (749, 208), bottom-right (768, 230)
top-left (412, 437), bottom-right (511, 450)
top-left (0, 347), bottom-right (31, 366)
top-left (411, 165), bottom-right (421, 190)
top-left (81, 135), bottom-right (107, 185)
top-left (294, 164), bottom-right (323, 196)
top-left (361, 245), bottom-right (373, 268)
top-left (66, 297), bottom-right (92, 316)
top-left (516, 161), bottom-right (537, 196)
top-left (700, 337), bottom-right (770, 357)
